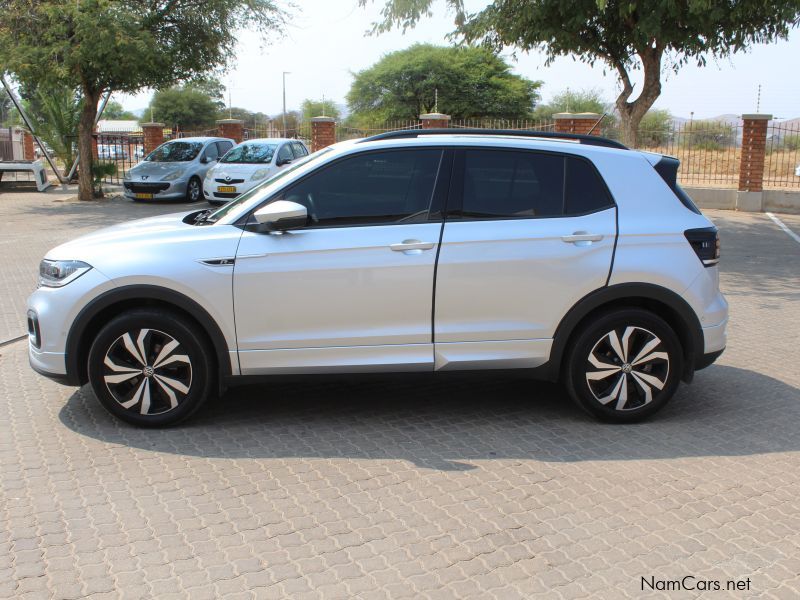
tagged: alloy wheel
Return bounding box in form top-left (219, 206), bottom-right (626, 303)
top-left (102, 328), bottom-right (192, 415)
top-left (585, 326), bottom-right (670, 411)
top-left (188, 180), bottom-right (200, 201)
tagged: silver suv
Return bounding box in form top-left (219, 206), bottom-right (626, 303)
top-left (28, 130), bottom-right (727, 426)
top-left (123, 137), bottom-right (234, 202)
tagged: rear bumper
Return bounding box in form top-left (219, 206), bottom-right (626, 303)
top-left (702, 318), bottom-right (727, 354)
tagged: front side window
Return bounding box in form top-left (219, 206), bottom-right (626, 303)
top-left (145, 141), bottom-right (202, 162)
top-left (277, 144), bottom-right (293, 164)
top-left (291, 142), bottom-right (308, 158)
top-left (221, 143), bottom-right (278, 164)
top-left (280, 149), bottom-right (442, 227)
top-left (216, 141), bottom-right (233, 155)
top-left (202, 142), bottom-right (220, 161)
top-left (457, 150), bottom-right (614, 219)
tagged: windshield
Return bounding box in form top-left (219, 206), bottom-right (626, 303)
top-left (209, 146), bottom-right (334, 222)
top-left (221, 143), bottom-right (278, 164)
top-left (145, 141), bottom-right (203, 162)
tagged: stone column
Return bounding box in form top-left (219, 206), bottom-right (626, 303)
top-left (216, 119), bottom-right (244, 143)
top-left (419, 112), bottom-right (451, 129)
top-left (311, 116), bottom-right (336, 152)
top-left (553, 113), bottom-right (603, 136)
top-left (141, 122), bottom-right (165, 155)
top-left (736, 114), bottom-right (771, 212)
top-left (22, 130), bottom-right (35, 160)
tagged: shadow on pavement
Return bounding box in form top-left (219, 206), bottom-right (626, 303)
top-left (59, 364), bottom-right (800, 471)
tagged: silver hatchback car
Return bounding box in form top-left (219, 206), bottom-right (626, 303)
top-left (123, 137), bottom-right (234, 202)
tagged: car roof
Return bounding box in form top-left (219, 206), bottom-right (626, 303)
top-left (165, 137), bottom-right (232, 143)
top-left (239, 138), bottom-right (305, 144)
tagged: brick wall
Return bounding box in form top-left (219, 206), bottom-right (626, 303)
top-left (738, 114), bottom-right (771, 193)
top-left (311, 117), bottom-right (336, 152)
top-left (141, 123), bottom-right (165, 155)
top-left (553, 113), bottom-right (603, 136)
top-left (420, 113), bottom-right (451, 129)
top-left (217, 119), bottom-right (244, 144)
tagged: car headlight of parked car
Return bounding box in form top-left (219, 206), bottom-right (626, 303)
top-left (162, 169), bottom-right (185, 181)
top-left (250, 168), bottom-right (270, 181)
top-left (204, 168), bottom-right (216, 180)
top-left (39, 259), bottom-right (92, 288)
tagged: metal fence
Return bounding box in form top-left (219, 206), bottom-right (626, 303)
top-left (94, 134), bottom-right (145, 184)
top-left (765, 122), bottom-right (800, 190)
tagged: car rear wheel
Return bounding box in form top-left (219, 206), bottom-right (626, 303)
top-left (87, 309), bottom-right (214, 427)
top-left (564, 308), bottom-right (683, 423)
top-left (185, 177), bottom-right (202, 202)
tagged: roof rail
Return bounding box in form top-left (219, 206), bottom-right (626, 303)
top-left (358, 128), bottom-right (628, 150)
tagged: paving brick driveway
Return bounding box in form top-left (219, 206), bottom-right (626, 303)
top-left (1, 190), bottom-right (799, 599)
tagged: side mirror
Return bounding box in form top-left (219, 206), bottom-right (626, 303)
top-left (276, 157), bottom-right (292, 167)
top-left (253, 200), bottom-right (308, 232)
top-left (200, 156), bottom-right (209, 164)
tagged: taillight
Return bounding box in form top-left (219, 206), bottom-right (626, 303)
top-left (684, 227), bottom-right (720, 267)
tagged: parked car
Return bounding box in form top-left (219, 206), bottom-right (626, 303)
top-left (97, 144), bottom-right (128, 160)
top-left (123, 137), bottom-right (234, 202)
top-left (28, 129), bottom-right (727, 427)
top-left (204, 138), bottom-right (309, 205)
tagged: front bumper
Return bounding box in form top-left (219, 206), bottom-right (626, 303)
top-left (123, 180), bottom-right (188, 200)
top-left (29, 342), bottom-right (74, 385)
top-left (203, 179), bottom-right (260, 202)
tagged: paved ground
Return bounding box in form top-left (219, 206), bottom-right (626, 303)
top-left (1, 189), bottom-right (799, 599)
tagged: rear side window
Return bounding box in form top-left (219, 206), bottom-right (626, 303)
top-left (564, 156), bottom-right (614, 215)
top-left (456, 150), bottom-right (614, 219)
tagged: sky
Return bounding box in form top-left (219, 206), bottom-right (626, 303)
top-left (117, 0), bottom-right (800, 121)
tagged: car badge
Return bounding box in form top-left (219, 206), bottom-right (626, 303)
top-left (225, 175), bottom-right (231, 182)
top-left (141, 175), bottom-right (149, 180)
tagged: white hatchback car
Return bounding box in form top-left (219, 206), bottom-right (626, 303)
top-left (204, 138), bottom-right (309, 204)
top-left (28, 130), bottom-right (727, 426)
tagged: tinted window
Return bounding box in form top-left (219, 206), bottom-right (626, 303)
top-left (281, 150), bottom-right (442, 227)
top-left (277, 144), bottom-right (293, 163)
top-left (216, 141), bottom-right (233, 155)
top-left (461, 150), bottom-right (564, 219)
top-left (291, 142), bottom-right (308, 158)
top-left (564, 156), bottom-right (614, 215)
top-left (203, 142), bottom-right (219, 161)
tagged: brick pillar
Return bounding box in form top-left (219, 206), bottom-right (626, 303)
top-left (311, 116), bottom-right (336, 152)
top-left (216, 119), bottom-right (244, 143)
top-left (22, 130), bottom-right (35, 160)
top-left (92, 133), bottom-right (99, 159)
top-left (738, 114), bottom-right (771, 193)
top-left (553, 113), bottom-right (603, 136)
top-left (141, 122), bottom-right (165, 155)
top-left (419, 112), bottom-right (451, 129)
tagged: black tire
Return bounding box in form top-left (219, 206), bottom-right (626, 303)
top-left (185, 176), bottom-right (202, 202)
top-left (564, 308), bottom-right (683, 423)
top-left (87, 309), bottom-right (215, 427)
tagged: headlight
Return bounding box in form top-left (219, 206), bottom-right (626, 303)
top-left (162, 169), bottom-right (185, 181)
top-left (39, 260), bottom-right (92, 288)
top-left (250, 168), bottom-right (270, 181)
top-left (123, 170), bottom-right (133, 181)
top-left (205, 168), bottom-right (215, 180)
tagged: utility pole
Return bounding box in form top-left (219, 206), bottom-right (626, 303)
top-left (282, 72), bottom-right (290, 137)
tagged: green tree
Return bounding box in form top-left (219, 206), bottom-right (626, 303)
top-left (346, 44), bottom-right (541, 122)
top-left (219, 107), bottom-right (270, 128)
top-left (532, 88), bottom-right (610, 119)
top-left (301, 99), bottom-right (341, 122)
top-left (0, 0), bottom-right (285, 199)
top-left (683, 120), bottom-right (736, 150)
top-left (145, 85), bottom-right (221, 132)
top-left (636, 109), bottom-right (673, 148)
top-left (365, 0), bottom-right (800, 146)
top-left (22, 85), bottom-right (82, 169)
top-left (101, 100), bottom-right (138, 121)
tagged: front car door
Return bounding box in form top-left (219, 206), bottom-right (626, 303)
top-left (233, 148), bottom-right (450, 374)
top-left (433, 147), bottom-right (617, 370)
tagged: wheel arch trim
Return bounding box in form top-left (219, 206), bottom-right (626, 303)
top-left (65, 285), bottom-right (234, 386)
top-left (547, 283), bottom-right (703, 382)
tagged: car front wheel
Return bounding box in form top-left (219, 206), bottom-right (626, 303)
top-left (185, 177), bottom-right (202, 202)
top-left (564, 308), bottom-right (683, 423)
top-left (87, 309), bottom-right (214, 427)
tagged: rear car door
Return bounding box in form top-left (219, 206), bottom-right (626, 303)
top-left (433, 148), bottom-right (617, 370)
top-left (233, 148), bottom-right (450, 374)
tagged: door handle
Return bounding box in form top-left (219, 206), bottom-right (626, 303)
top-left (562, 231), bottom-right (604, 244)
top-left (390, 239), bottom-right (435, 254)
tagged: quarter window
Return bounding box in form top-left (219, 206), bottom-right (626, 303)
top-left (457, 150), bottom-right (613, 219)
top-left (280, 150), bottom-right (442, 227)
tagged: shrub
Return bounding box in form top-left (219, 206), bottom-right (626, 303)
top-left (682, 120), bottom-right (735, 150)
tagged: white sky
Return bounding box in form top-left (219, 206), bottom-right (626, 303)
top-left (117, 0), bottom-right (800, 121)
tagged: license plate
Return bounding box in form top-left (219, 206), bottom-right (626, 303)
top-left (135, 193), bottom-right (153, 199)
top-left (217, 186), bottom-right (236, 193)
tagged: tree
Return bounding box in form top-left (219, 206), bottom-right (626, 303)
top-left (532, 88), bottom-right (610, 119)
top-left (346, 44), bottom-right (541, 122)
top-left (145, 85), bottom-right (221, 132)
top-left (301, 99), bottom-right (341, 122)
top-left (102, 100), bottom-right (138, 121)
top-left (636, 109), bottom-right (672, 148)
top-left (0, 0), bottom-right (285, 200)
top-left (219, 107), bottom-right (271, 128)
top-left (22, 85), bottom-right (82, 169)
top-left (365, 0), bottom-right (800, 146)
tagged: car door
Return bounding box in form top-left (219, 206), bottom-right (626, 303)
top-left (233, 148), bottom-right (450, 374)
top-left (433, 148), bottom-right (617, 370)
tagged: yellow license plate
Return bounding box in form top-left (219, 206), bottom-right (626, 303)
top-left (135, 193), bottom-right (153, 199)
top-left (217, 186), bottom-right (236, 193)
